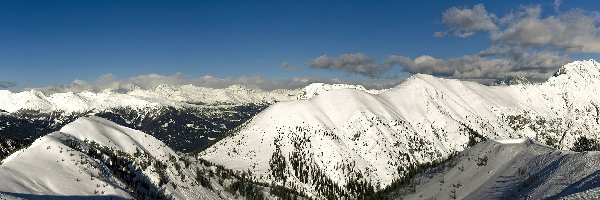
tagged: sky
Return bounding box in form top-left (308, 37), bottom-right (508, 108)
top-left (1, 0), bottom-right (600, 92)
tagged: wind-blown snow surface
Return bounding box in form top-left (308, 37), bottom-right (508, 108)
top-left (0, 116), bottom-right (227, 199)
top-left (390, 139), bottom-right (600, 199)
top-left (201, 60), bottom-right (600, 198)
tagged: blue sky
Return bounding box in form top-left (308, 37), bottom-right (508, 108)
top-left (1, 0), bottom-right (599, 91)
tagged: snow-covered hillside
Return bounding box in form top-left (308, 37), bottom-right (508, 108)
top-left (201, 60), bottom-right (600, 198)
top-left (0, 116), bottom-right (308, 200)
top-left (0, 116), bottom-right (225, 199)
top-left (387, 139), bottom-right (600, 199)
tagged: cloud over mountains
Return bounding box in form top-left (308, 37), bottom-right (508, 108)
top-left (435, 4), bottom-right (497, 38)
top-left (19, 3), bottom-right (600, 92)
top-left (308, 4), bottom-right (599, 83)
top-left (0, 81), bottom-right (16, 88)
top-left (309, 53), bottom-right (392, 78)
top-left (31, 73), bottom-right (402, 94)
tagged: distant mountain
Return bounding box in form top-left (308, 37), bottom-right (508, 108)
top-left (0, 84), bottom-right (301, 113)
top-left (491, 75), bottom-right (530, 86)
top-left (384, 139), bottom-right (600, 199)
top-left (0, 83), bottom-right (380, 114)
top-left (201, 60), bottom-right (600, 199)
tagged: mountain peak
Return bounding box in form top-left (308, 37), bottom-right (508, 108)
top-left (226, 84), bottom-right (255, 92)
top-left (299, 83), bottom-right (384, 99)
top-left (552, 59), bottom-right (599, 77)
top-left (547, 59), bottom-right (600, 85)
top-left (492, 75), bottom-right (530, 86)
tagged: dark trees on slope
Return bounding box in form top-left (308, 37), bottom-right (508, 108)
top-left (572, 136), bottom-right (600, 152)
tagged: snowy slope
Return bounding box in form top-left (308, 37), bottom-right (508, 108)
top-left (0, 116), bottom-right (230, 199)
top-left (201, 60), bottom-right (600, 198)
top-left (390, 139), bottom-right (600, 199)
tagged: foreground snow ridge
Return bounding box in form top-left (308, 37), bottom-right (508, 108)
top-left (0, 117), bottom-right (225, 199)
top-left (202, 60), bottom-right (600, 198)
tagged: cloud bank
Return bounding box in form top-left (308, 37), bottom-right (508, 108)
top-left (425, 4), bottom-right (600, 81)
top-left (31, 73), bottom-right (402, 94)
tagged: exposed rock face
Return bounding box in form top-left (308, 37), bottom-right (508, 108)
top-left (492, 75), bottom-right (531, 86)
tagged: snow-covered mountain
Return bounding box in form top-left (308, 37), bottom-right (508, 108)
top-left (0, 83), bottom-right (372, 161)
top-left (200, 60), bottom-right (600, 198)
top-left (0, 116), bottom-right (307, 200)
top-left (0, 116), bottom-right (220, 199)
top-left (385, 138), bottom-right (600, 199)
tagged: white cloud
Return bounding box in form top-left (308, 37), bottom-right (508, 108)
top-left (492, 6), bottom-right (600, 53)
top-left (440, 4), bottom-right (600, 53)
top-left (301, 4), bottom-right (589, 83)
top-left (401, 3), bottom-right (595, 82)
top-left (437, 4), bottom-right (497, 38)
top-left (387, 52), bottom-right (570, 82)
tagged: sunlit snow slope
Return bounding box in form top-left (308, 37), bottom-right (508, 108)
top-left (201, 60), bottom-right (600, 198)
top-left (390, 139), bottom-right (600, 199)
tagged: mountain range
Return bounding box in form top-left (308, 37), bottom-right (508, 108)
top-left (2, 60), bottom-right (600, 199)
top-left (0, 83), bottom-right (381, 161)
